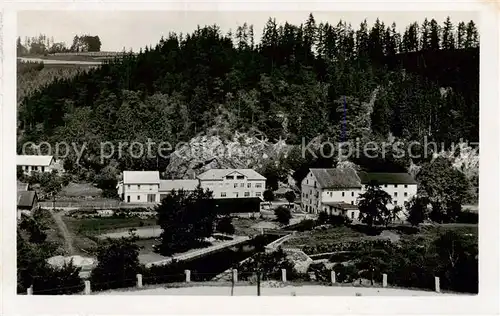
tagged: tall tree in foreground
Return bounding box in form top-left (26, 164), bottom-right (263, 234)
top-left (357, 182), bottom-right (393, 227)
top-left (156, 186), bottom-right (217, 255)
top-left (416, 157), bottom-right (470, 223)
top-left (404, 195), bottom-right (429, 226)
top-left (90, 237), bottom-right (141, 291)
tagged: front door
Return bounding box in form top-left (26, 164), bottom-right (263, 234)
top-left (147, 194), bottom-right (156, 203)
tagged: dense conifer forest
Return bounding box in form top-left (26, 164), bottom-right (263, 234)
top-left (18, 14), bottom-right (479, 176)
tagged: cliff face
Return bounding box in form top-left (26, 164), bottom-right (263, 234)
top-left (164, 131), bottom-right (292, 179)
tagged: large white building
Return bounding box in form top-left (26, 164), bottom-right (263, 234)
top-left (17, 155), bottom-right (56, 175)
top-left (301, 168), bottom-right (418, 221)
top-left (117, 169), bottom-right (266, 203)
top-left (197, 169), bottom-right (266, 199)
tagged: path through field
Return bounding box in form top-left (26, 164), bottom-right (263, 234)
top-left (48, 208), bottom-right (75, 254)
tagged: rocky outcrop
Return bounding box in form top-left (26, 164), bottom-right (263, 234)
top-left (164, 131), bottom-right (292, 179)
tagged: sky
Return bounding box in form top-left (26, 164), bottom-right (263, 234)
top-left (17, 11), bottom-right (478, 52)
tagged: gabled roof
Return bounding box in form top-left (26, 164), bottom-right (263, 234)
top-left (159, 179), bottom-right (199, 192)
top-left (308, 168), bottom-right (417, 189)
top-left (18, 191), bottom-right (37, 208)
top-left (123, 171), bottom-right (160, 184)
top-left (310, 168), bottom-right (361, 189)
top-left (197, 169), bottom-right (266, 181)
top-left (17, 155), bottom-right (54, 166)
top-left (357, 172), bottom-right (417, 185)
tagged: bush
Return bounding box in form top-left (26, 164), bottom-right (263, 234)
top-left (274, 206), bottom-right (292, 225)
top-left (333, 263), bottom-right (359, 283)
top-left (32, 262), bottom-right (85, 295)
top-left (216, 216), bottom-right (235, 235)
top-left (142, 260), bottom-right (185, 285)
top-left (455, 210), bottom-right (478, 224)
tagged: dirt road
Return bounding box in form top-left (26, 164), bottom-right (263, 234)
top-left (48, 208), bottom-right (75, 254)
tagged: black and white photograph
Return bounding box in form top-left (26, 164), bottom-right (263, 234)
top-left (1, 1), bottom-right (499, 315)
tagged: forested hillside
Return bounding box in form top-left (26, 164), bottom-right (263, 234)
top-left (18, 15), bottom-right (479, 185)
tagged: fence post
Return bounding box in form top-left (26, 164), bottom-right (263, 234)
top-left (185, 269), bottom-right (191, 283)
top-left (382, 274), bottom-right (388, 287)
top-left (331, 270), bottom-right (336, 284)
top-left (435, 276), bottom-right (440, 293)
top-left (232, 269), bottom-right (238, 283)
top-left (84, 280), bottom-right (91, 295)
top-left (136, 273), bottom-right (143, 288)
top-left (281, 269), bottom-right (287, 282)
top-left (27, 286), bottom-right (33, 295)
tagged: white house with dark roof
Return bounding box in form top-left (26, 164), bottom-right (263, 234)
top-left (301, 167), bottom-right (417, 221)
top-left (17, 155), bottom-right (56, 175)
top-left (117, 169), bottom-right (266, 203)
top-left (196, 169), bottom-right (266, 199)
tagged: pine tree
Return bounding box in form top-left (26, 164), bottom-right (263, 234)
top-left (456, 21), bottom-right (466, 49)
top-left (429, 18), bottom-right (441, 50)
top-left (464, 20), bottom-right (479, 48)
top-left (441, 17), bottom-right (455, 50)
top-left (420, 18), bottom-right (431, 50)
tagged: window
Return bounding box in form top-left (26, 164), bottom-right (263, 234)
top-left (351, 212), bottom-right (355, 219)
top-left (394, 192), bottom-right (398, 197)
top-left (351, 192), bottom-right (354, 197)
top-left (234, 183), bottom-right (238, 188)
top-left (384, 184), bottom-right (387, 188)
top-left (404, 192), bottom-right (408, 197)
top-left (351, 201), bottom-right (354, 205)
top-left (307, 180), bottom-right (309, 185)
top-left (256, 192), bottom-right (261, 197)
top-left (221, 192), bottom-right (226, 197)
top-left (256, 183), bottom-right (262, 188)
top-left (127, 196), bottom-right (130, 202)
top-left (138, 185), bottom-right (141, 189)
top-left (244, 192), bottom-right (250, 197)
top-left (234, 192), bottom-right (239, 198)
top-left (404, 185), bottom-right (408, 188)
top-left (137, 195), bottom-right (141, 200)
top-left (226, 176), bottom-right (234, 180)
top-left (240, 183), bottom-right (244, 187)
top-left (394, 184), bottom-right (398, 188)
top-left (342, 192), bottom-right (345, 197)
top-left (127, 185), bottom-right (131, 189)
top-left (393, 200), bottom-right (397, 205)
top-left (33, 166), bottom-right (38, 171)
top-left (41, 166), bottom-right (45, 172)
top-left (247, 183), bottom-right (251, 188)
top-left (236, 175), bottom-right (244, 180)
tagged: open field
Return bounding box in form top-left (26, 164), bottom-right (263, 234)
top-left (64, 216), bottom-right (157, 236)
top-left (99, 284), bottom-right (459, 296)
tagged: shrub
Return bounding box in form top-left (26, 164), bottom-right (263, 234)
top-left (333, 263), bottom-right (359, 283)
top-left (142, 260), bottom-right (185, 285)
top-left (274, 206), bottom-right (292, 225)
top-left (455, 210), bottom-right (478, 224)
top-left (216, 216), bottom-right (235, 235)
top-left (32, 262), bottom-right (85, 295)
